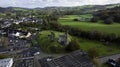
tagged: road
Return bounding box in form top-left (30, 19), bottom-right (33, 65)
top-left (0, 48), bottom-right (28, 54)
top-left (99, 54), bottom-right (120, 63)
top-left (15, 57), bottom-right (34, 61)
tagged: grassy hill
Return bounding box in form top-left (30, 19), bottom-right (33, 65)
top-left (36, 30), bottom-right (72, 53)
top-left (59, 15), bottom-right (120, 36)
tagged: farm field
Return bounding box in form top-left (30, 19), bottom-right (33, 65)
top-left (58, 15), bottom-right (120, 35)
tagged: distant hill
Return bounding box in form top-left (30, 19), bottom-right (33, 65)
top-left (34, 3), bottom-right (120, 14)
top-left (0, 7), bottom-right (30, 13)
top-left (93, 6), bottom-right (120, 22)
top-left (0, 3), bottom-right (119, 14)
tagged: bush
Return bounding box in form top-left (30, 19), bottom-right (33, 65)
top-left (66, 38), bottom-right (80, 52)
top-left (91, 17), bottom-right (99, 22)
top-left (93, 58), bottom-right (101, 67)
top-left (49, 45), bottom-right (65, 53)
top-left (104, 17), bottom-right (113, 24)
top-left (0, 54), bottom-right (8, 59)
top-left (73, 18), bottom-right (79, 21)
top-left (117, 58), bottom-right (120, 63)
top-left (87, 48), bottom-right (99, 58)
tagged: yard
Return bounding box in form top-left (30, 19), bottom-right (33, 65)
top-left (58, 15), bottom-right (120, 36)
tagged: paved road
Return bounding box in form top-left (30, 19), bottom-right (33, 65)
top-left (99, 54), bottom-right (120, 63)
top-left (0, 48), bottom-right (28, 54)
top-left (15, 57), bottom-right (34, 61)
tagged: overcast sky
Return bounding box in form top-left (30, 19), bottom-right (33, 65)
top-left (0, 0), bottom-right (120, 8)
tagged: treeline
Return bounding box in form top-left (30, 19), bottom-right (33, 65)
top-left (48, 22), bottom-right (120, 46)
top-left (92, 6), bottom-right (120, 23)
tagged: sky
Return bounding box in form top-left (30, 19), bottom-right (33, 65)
top-left (0, 0), bottom-right (120, 8)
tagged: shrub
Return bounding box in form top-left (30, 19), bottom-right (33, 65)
top-left (87, 48), bottom-right (99, 58)
top-left (0, 54), bottom-right (8, 59)
top-left (93, 58), bottom-right (101, 67)
top-left (91, 17), bottom-right (99, 22)
top-left (73, 18), bottom-right (79, 21)
top-left (104, 17), bottom-right (113, 24)
top-left (66, 38), bottom-right (80, 52)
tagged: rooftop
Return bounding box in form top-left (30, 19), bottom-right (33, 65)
top-left (0, 58), bottom-right (13, 67)
top-left (39, 50), bottom-right (93, 67)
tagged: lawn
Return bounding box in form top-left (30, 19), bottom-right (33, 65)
top-left (58, 15), bottom-right (120, 36)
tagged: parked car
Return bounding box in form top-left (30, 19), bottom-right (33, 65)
top-left (107, 59), bottom-right (120, 67)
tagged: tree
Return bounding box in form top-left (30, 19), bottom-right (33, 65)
top-left (87, 48), bottom-right (99, 58)
top-left (66, 38), bottom-right (80, 52)
top-left (104, 17), bottom-right (113, 24)
top-left (0, 54), bottom-right (7, 59)
top-left (49, 45), bottom-right (64, 53)
top-left (118, 58), bottom-right (120, 63)
top-left (93, 58), bottom-right (101, 67)
top-left (6, 13), bottom-right (12, 18)
top-left (91, 17), bottom-right (99, 22)
top-left (73, 18), bottom-right (79, 21)
top-left (0, 37), bottom-right (9, 48)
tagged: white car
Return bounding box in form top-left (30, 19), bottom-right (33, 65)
top-left (34, 52), bottom-right (40, 56)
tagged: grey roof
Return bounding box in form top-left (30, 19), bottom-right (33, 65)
top-left (39, 50), bottom-right (94, 67)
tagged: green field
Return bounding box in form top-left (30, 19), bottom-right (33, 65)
top-left (58, 15), bottom-right (120, 57)
top-left (78, 38), bottom-right (120, 57)
top-left (0, 13), bottom-right (6, 17)
top-left (35, 30), bottom-right (120, 57)
top-left (58, 15), bottom-right (120, 35)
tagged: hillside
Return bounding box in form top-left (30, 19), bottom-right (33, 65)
top-left (35, 3), bottom-right (120, 14)
top-left (93, 6), bottom-right (120, 22)
top-left (0, 3), bottom-right (119, 14)
top-left (36, 31), bottom-right (72, 53)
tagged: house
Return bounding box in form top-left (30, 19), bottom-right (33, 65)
top-left (1, 21), bottom-right (12, 28)
top-left (78, 16), bottom-right (93, 22)
top-left (0, 58), bottom-right (13, 67)
top-left (0, 30), bottom-right (6, 35)
top-left (37, 19), bottom-right (44, 24)
top-left (8, 30), bottom-right (31, 38)
top-left (13, 20), bottom-right (22, 24)
top-left (58, 32), bottom-right (69, 45)
top-left (39, 50), bottom-right (94, 67)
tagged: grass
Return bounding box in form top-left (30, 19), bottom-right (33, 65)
top-left (36, 30), bottom-right (72, 54)
top-left (58, 14), bottom-right (120, 57)
top-left (58, 15), bottom-right (120, 36)
top-left (0, 13), bottom-right (6, 17)
top-left (78, 38), bottom-right (120, 57)
top-left (36, 30), bottom-right (120, 56)
top-left (101, 63), bottom-right (109, 67)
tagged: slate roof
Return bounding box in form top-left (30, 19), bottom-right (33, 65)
top-left (39, 50), bottom-right (94, 67)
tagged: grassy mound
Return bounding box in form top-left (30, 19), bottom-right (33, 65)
top-left (36, 30), bottom-right (72, 53)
